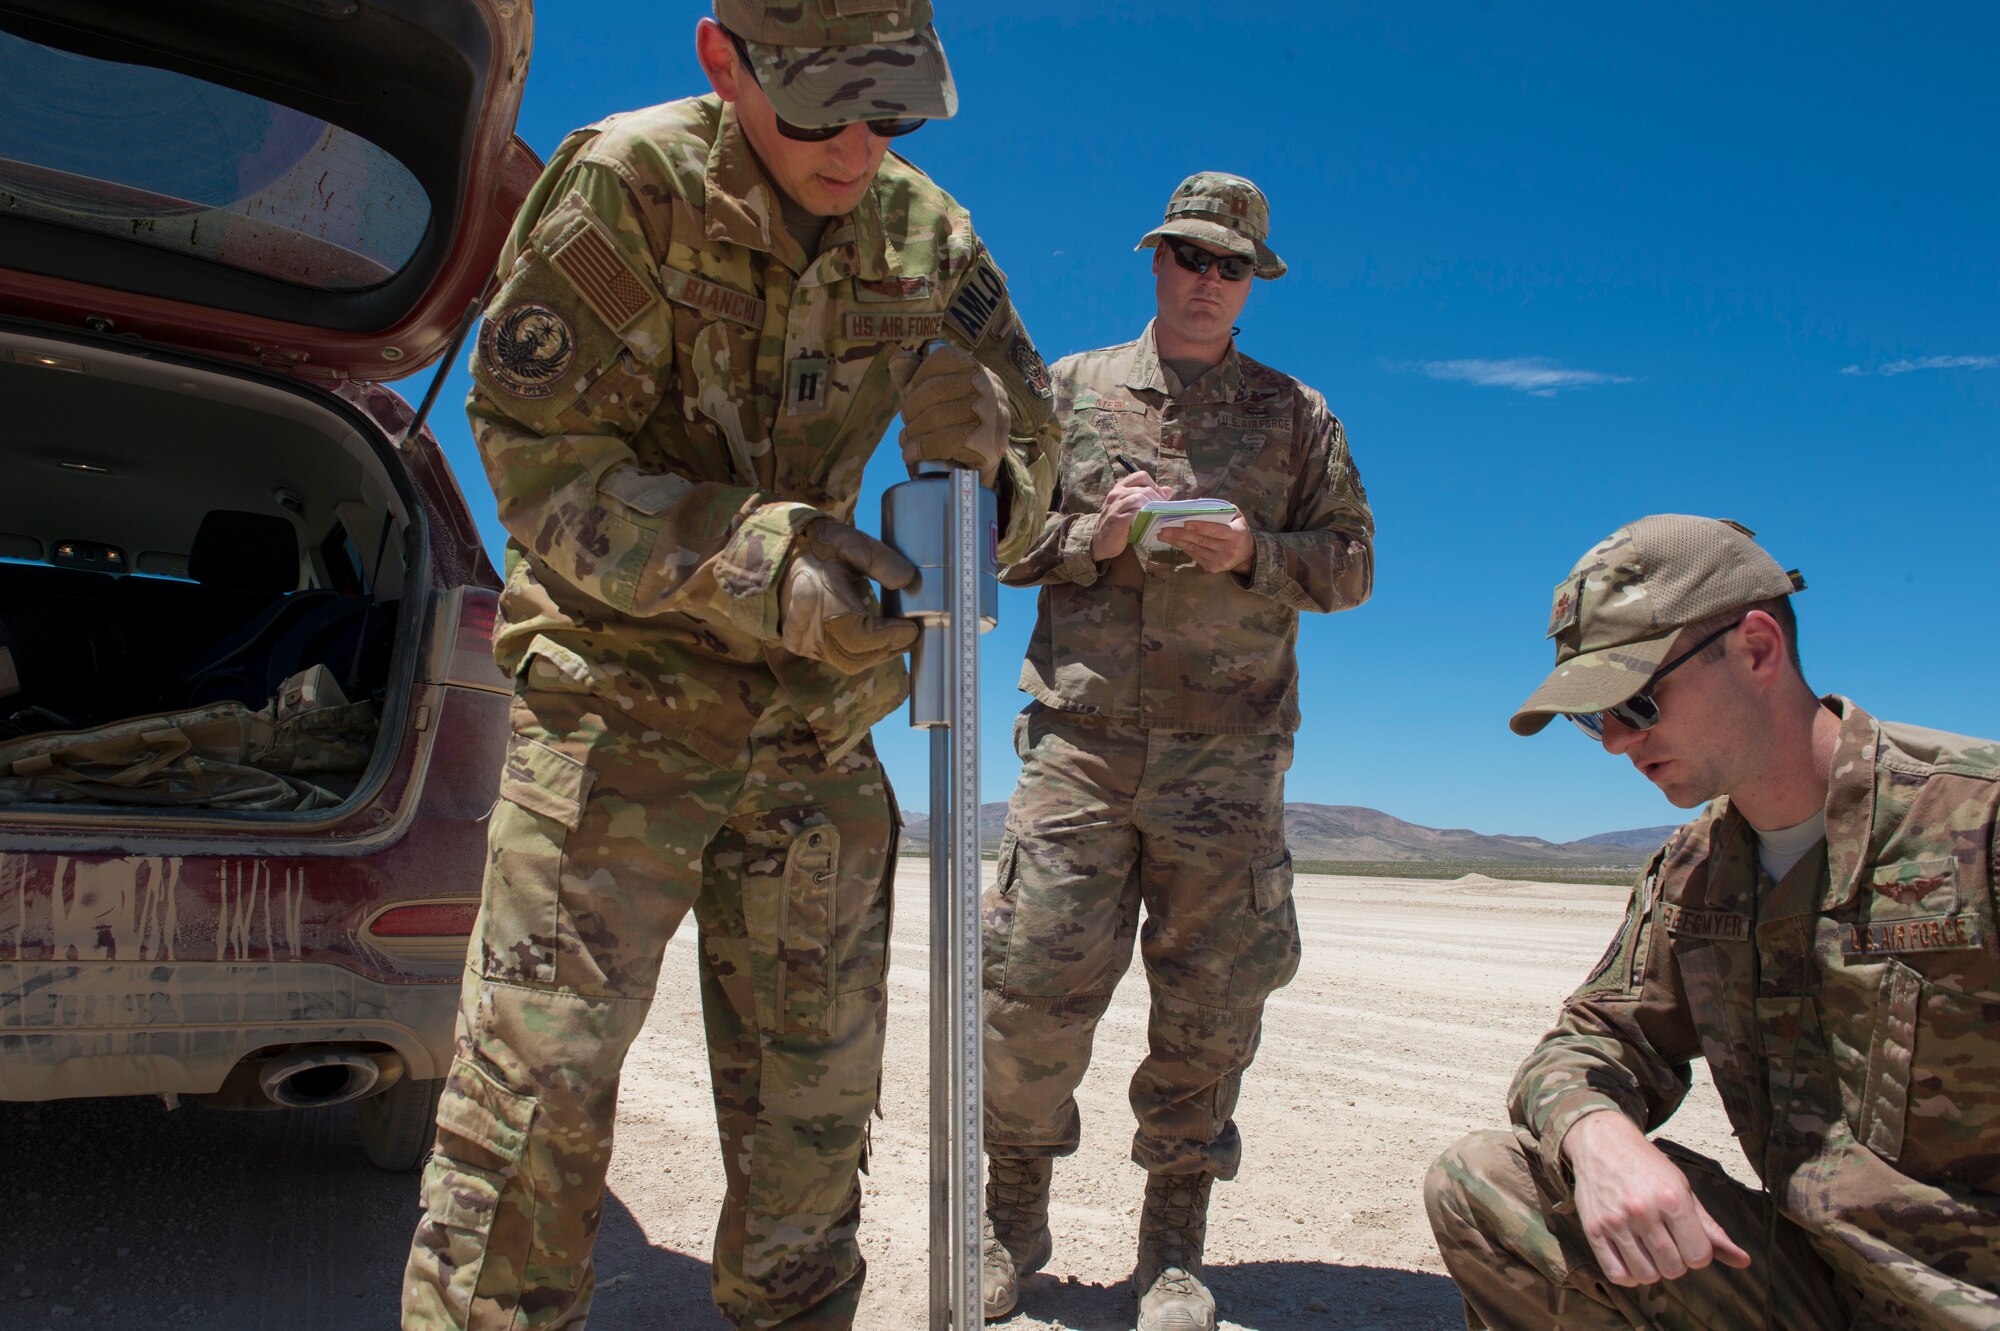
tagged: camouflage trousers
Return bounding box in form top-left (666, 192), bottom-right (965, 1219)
top-left (982, 703), bottom-right (1301, 1180)
top-left (402, 650), bottom-right (896, 1330)
top-left (1425, 1127), bottom-right (1853, 1330)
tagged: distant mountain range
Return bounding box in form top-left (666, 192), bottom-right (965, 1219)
top-left (899, 802), bottom-right (1681, 866)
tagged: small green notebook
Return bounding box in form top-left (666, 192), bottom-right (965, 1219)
top-left (1127, 499), bottom-right (1240, 554)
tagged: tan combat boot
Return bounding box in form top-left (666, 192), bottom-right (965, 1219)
top-left (981, 1155), bottom-right (1053, 1320)
top-left (1133, 1172), bottom-right (1216, 1331)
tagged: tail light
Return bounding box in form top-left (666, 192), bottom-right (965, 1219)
top-left (369, 902), bottom-right (479, 936)
top-left (428, 586), bottom-right (510, 692)
top-left (365, 900), bottom-right (479, 966)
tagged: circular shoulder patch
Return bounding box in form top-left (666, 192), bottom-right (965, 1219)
top-left (479, 303), bottom-right (575, 399)
top-left (1009, 330), bottom-right (1052, 400)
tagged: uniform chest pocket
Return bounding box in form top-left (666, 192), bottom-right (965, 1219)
top-left (1845, 857), bottom-right (1987, 961)
top-left (1673, 934), bottom-right (1771, 1146)
top-left (1178, 404), bottom-right (1294, 524)
top-left (1068, 397), bottom-right (1147, 448)
top-left (1060, 398), bottom-right (1150, 504)
top-left (683, 319), bottom-right (768, 481)
top-left (1858, 957), bottom-right (2000, 1192)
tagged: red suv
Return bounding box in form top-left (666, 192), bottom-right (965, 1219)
top-left (0, 0), bottom-right (539, 1168)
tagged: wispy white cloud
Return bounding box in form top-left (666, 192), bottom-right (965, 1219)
top-left (1412, 357), bottom-right (1634, 397)
top-left (1840, 354), bottom-right (2000, 377)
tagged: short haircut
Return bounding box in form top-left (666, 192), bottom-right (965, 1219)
top-left (1683, 596), bottom-right (1804, 678)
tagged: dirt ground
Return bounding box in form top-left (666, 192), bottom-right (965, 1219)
top-left (0, 868), bottom-right (1749, 1330)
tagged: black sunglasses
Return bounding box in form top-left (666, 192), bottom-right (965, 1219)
top-left (727, 31), bottom-right (927, 141)
top-left (1163, 236), bottom-right (1253, 282)
top-left (1568, 619), bottom-right (1743, 741)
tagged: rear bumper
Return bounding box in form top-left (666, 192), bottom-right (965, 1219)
top-left (0, 960), bottom-right (461, 1101)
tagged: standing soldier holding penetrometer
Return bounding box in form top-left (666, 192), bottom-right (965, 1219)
top-left (401, 4), bottom-right (1057, 1327)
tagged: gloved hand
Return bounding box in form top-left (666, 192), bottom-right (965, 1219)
top-left (778, 518), bottom-right (920, 674)
top-left (888, 344), bottom-right (1011, 487)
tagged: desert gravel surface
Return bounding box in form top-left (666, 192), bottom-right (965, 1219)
top-left (0, 868), bottom-right (1748, 1330)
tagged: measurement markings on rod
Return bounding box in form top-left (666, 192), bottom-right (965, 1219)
top-left (950, 464), bottom-right (983, 1326)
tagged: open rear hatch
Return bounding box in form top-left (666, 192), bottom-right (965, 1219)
top-left (0, 0), bottom-right (537, 379)
top-left (0, 1), bottom-right (535, 820)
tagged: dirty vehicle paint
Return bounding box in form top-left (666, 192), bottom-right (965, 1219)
top-left (0, 412), bottom-right (517, 1109)
top-left (0, 1), bottom-right (540, 1162)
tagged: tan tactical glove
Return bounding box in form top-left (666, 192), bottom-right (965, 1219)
top-left (778, 519), bottom-right (920, 674)
top-left (888, 344), bottom-right (1011, 487)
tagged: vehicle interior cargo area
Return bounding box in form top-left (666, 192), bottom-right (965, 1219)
top-left (0, 331), bottom-right (420, 816)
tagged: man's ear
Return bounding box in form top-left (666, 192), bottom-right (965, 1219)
top-left (1738, 609), bottom-right (1789, 682)
top-left (1150, 246), bottom-right (1165, 275)
top-left (695, 18), bottom-right (743, 103)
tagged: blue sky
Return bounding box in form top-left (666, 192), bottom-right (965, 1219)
top-left (418, 2), bottom-right (2000, 842)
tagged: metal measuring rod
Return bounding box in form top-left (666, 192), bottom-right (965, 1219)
top-left (881, 450), bottom-right (998, 1331)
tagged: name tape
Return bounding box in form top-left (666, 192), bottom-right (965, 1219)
top-left (1660, 902), bottom-right (1750, 941)
top-left (661, 268), bottom-right (766, 329)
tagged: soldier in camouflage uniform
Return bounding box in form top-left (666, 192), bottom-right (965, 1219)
top-left (400, 4), bottom-right (1057, 1328)
top-left (978, 174), bottom-right (1375, 1329)
top-left (1425, 515), bottom-right (2000, 1330)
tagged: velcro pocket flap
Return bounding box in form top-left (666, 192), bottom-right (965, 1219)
top-left (436, 1055), bottom-right (536, 1164)
top-left (600, 465), bottom-right (694, 518)
top-left (498, 733), bottom-right (591, 831)
top-left (1252, 849), bottom-right (1295, 913)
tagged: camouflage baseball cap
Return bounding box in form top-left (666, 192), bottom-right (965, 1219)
top-left (1510, 515), bottom-right (1807, 736)
top-left (714, 0), bottom-right (957, 130)
top-left (1136, 172), bottom-right (1286, 279)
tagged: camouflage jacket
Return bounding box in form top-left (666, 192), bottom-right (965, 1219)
top-left (469, 95), bottom-right (1056, 766)
top-left (1510, 697), bottom-right (2000, 1325)
top-left (1001, 324), bottom-right (1373, 735)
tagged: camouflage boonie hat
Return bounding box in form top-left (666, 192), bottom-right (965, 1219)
top-left (1136, 172), bottom-right (1286, 279)
top-left (1511, 514), bottom-right (1807, 736)
top-left (714, 0), bottom-right (957, 130)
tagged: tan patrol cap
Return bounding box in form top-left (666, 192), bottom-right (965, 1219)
top-left (714, 0), bottom-right (957, 130)
top-left (1510, 514), bottom-right (1807, 736)
top-left (1136, 172), bottom-right (1286, 279)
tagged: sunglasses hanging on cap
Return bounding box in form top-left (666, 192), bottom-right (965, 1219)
top-left (1567, 619), bottom-right (1743, 741)
top-left (1163, 236), bottom-right (1253, 282)
top-left (727, 31), bottom-right (928, 141)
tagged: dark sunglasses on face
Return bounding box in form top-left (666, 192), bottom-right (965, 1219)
top-left (727, 31), bottom-right (928, 141)
top-left (1163, 236), bottom-right (1253, 282)
top-left (1568, 619), bottom-right (1743, 742)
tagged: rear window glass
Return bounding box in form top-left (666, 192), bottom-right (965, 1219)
top-left (0, 30), bottom-right (429, 291)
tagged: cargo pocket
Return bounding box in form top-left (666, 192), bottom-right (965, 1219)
top-left (1252, 847), bottom-right (1295, 913)
top-left (1229, 849), bottom-right (1302, 1006)
top-left (481, 728), bottom-right (593, 986)
top-left (992, 829), bottom-right (1021, 899)
top-left (780, 821), bottom-right (841, 1037)
top-left (981, 829), bottom-right (1021, 992)
top-left (721, 807), bottom-right (851, 1039)
top-left (419, 1056), bottom-right (538, 1321)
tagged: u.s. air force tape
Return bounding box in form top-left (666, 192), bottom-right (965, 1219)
top-left (945, 253), bottom-right (1008, 344)
top-left (844, 312), bottom-right (947, 341)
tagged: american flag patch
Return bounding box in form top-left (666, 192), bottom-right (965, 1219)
top-left (547, 218), bottom-right (654, 332)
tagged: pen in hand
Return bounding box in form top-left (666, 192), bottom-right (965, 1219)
top-left (1112, 453), bottom-right (1139, 476)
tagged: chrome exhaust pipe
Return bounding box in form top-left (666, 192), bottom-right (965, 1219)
top-left (258, 1047), bottom-right (386, 1108)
